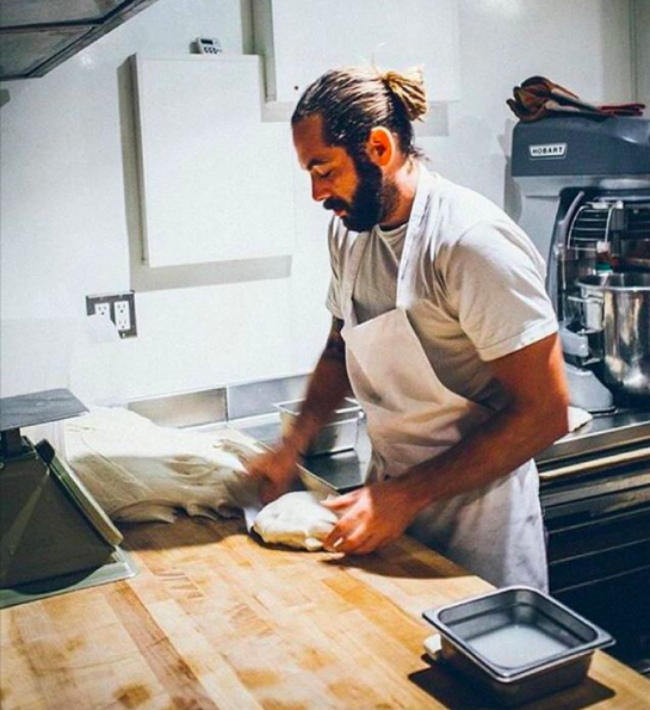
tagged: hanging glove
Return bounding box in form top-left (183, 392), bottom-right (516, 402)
top-left (507, 76), bottom-right (645, 122)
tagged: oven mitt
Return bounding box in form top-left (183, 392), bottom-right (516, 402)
top-left (507, 76), bottom-right (645, 122)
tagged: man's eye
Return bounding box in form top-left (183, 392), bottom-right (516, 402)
top-left (319, 169), bottom-right (333, 179)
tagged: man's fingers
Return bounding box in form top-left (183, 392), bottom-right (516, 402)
top-left (324, 519), bottom-right (349, 550)
top-left (339, 527), bottom-right (380, 555)
top-left (325, 531), bottom-right (379, 555)
top-left (260, 480), bottom-right (286, 505)
top-left (323, 512), bottom-right (364, 552)
top-left (242, 457), bottom-right (266, 478)
top-left (321, 493), bottom-right (356, 511)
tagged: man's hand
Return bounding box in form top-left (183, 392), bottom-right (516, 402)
top-left (246, 316), bottom-right (352, 505)
top-left (245, 445), bottom-right (301, 504)
top-left (320, 479), bottom-right (419, 554)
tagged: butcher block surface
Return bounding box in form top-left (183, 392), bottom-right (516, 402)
top-left (1, 516), bottom-right (649, 710)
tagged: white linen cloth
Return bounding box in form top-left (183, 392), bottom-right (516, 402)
top-left (64, 407), bottom-right (256, 523)
top-left (64, 407), bottom-right (340, 553)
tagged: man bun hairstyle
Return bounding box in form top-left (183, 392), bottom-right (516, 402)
top-left (292, 65), bottom-right (427, 158)
top-left (381, 69), bottom-right (428, 122)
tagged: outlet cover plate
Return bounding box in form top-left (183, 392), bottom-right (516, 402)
top-left (86, 292), bottom-right (137, 338)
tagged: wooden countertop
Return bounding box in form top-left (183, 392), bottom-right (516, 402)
top-left (2, 516), bottom-right (649, 710)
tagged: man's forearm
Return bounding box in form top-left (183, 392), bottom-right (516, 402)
top-left (282, 318), bottom-right (352, 455)
top-left (394, 397), bottom-right (568, 515)
top-left (391, 334), bottom-right (570, 515)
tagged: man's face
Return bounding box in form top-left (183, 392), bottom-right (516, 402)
top-left (292, 115), bottom-right (395, 231)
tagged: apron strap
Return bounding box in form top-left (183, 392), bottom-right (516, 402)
top-left (397, 169), bottom-right (436, 305)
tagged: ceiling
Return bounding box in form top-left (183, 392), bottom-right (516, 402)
top-left (0, 0), bottom-right (161, 80)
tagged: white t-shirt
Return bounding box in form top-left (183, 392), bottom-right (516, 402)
top-left (326, 172), bottom-right (558, 411)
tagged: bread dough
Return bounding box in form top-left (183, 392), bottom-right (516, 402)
top-left (64, 407), bottom-right (258, 523)
top-left (253, 490), bottom-right (338, 551)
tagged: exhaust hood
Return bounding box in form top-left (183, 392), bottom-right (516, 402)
top-left (0, 1), bottom-right (160, 81)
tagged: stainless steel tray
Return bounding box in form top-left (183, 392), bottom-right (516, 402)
top-left (423, 586), bottom-right (614, 707)
top-left (275, 398), bottom-right (362, 456)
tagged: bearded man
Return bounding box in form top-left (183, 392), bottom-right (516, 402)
top-left (248, 66), bottom-right (570, 591)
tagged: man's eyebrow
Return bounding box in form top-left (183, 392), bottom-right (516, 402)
top-left (306, 158), bottom-right (328, 171)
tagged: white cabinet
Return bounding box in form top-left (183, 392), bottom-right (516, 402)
top-left (253, 0), bottom-right (460, 106)
top-left (134, 55), bottom-right (295, 267)
top-left (634, 0), bottom-right (650, 105)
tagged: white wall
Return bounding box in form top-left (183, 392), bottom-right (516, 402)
top-left (422, 0), bottom-right (635, 209)
top-left (0, 0), bottom-right (637, 402)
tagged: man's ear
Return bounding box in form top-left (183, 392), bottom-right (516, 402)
top-left (366, 127), bottom-right (394, 167)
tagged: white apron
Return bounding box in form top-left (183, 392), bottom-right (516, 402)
top-left (340, 170), bottom-right (548, 591)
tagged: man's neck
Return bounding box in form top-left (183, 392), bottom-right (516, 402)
top-left (379, 159), bottom-right (420, 230)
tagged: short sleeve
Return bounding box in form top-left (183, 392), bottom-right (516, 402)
top-left (325, 218), bottom-right (344, 320)
top-left (442, 222), bottom-right (558, 361)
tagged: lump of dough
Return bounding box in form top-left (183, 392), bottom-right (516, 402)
top-left (253, 490), bottom-right (338, 551)
top-left (64, 407), bottom-right (258, 524)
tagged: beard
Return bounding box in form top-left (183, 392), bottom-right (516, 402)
top-left (324, 154), bottom-right (398, 232)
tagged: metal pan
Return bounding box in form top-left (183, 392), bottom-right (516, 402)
top-left (275, 398), bottom-right (362, 456)
top-left (422, 586), bottom-right (614, 707)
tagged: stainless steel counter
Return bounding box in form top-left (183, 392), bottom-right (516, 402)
top-left (232, 403), bottom-right (650, 490)
top-left (537, 406), bottom-right (650, 468)
top-left (128, 374), bottom-right (650, 482)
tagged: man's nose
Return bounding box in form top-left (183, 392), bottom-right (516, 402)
top-left (311, 177), bottom-right (330, 203)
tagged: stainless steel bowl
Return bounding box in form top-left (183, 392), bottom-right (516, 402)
top-left (423, 586), bottom-right (614, 707)
top-left (275, 398), bottom-right (362, 456)
top-left (575, 273), bottom-right (650, 397)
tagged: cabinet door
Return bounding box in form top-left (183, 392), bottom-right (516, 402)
top-left (635, 0), bottom-right (650, 106)
top-left (255, 0), bottom-right (460, 104)
top-left (135, 55), bottom-right (295, 267)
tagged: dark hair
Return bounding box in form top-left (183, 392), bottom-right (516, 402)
top-left (291, 66), bottom-right (428, 158)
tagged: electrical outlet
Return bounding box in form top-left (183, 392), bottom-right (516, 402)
top-left (114, 300), bottom-right (131, 331)
top-left (95, 302), bottom-right (111, 319)
top-left (86, 291), bottom-right (137, 338)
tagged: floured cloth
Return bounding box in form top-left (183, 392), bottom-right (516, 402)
top-left (253, 491), bottom-right (338, 551)
top-left (64, 407), bottom-right (259, 523)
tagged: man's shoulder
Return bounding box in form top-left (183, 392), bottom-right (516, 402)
top-left (426, 176), bottom-right (545, 276)
top-left (432, 175), bottom-right (505, 221)
top-left (428, 174), bottom-right (520, 247)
